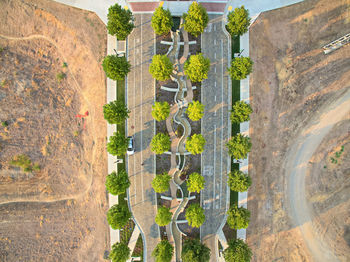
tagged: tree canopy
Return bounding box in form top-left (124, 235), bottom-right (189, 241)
top-left (106, 170), bottom-right (131, 195)
top-left (228, 57), bottom-right (253, 80)
top-left (181, 239), bottom-right (210, 262)
top-left (185, 134), bottom-right (206, 155)
top-left (109, 242), bottom-right (131, 262)
top-left (226, 134), bottom-right (251, 160)
top-left (151, 133), bottom-right (171, 154)
top-left (107, 132), bottom-right (129, 156)
top-left (187, 172), bottom-right (205, 193)
top-left (183, 2), bottom-right (209, 37)
top-left (152, 172), bottom-right (172, 193)
top-left (226, 6), bottom-right (251, 37)
top-left (227, 205), bottom-right (250, 229)
top-left (107, 4), bottom-right (134, 40)
top-left (228, 170), bottom-right (251, 192)
top-left (152, 101), bottom-right (170, 121)
top-left (186, 101), bottom-right (204, 121)
top-left (230, 101), bottom-right (252, 124)
top-left (149, 54), bottom-right (173, 81)
top-left (223, 239), bottom-right (252, 262)
top-left (107, 204), bottom-right (131, 230)
top-left (152, 240), bottom-right (174, 262)
top-left (103, 100), bottom-right (130, 124)
top-left (185, 203), bottom-right (205, 228)
top-left (184, 53), bottom-right (210, 82)
top-left (151, 7), bottom-right (173, 35)
top-left (102, 55), bottom-right (131, 80)
top-left (155, 206), bottom-right (172, 226)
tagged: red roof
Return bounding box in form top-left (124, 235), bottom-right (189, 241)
top-left (129, 2), bottom-right (159, 12)
top-left (200, 2), bottom-right (226, 12)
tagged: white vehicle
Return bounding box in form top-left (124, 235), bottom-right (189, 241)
top-left (127, 136), bottom-right (135, 155)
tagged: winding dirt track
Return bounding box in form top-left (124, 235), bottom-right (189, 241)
top-left (0, 33), bottom-right (96, 203)
top-left (285, 89), bottom-right (350, 262)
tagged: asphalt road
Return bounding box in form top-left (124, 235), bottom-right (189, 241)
top-left (127, 13), bottom-right (159, 262)
top-left (201, 15), bottom-right (231, 262)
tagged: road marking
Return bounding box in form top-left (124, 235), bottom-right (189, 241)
top-left (214, 95), bottom-right (216, 101)
top-left (220, 38), bottom-right (224, 208)
top-left (140, 14), bottom-right (144, 202)
top-left (214, 111), bottom-right (217, 116)
top-left (213, 125), bottom-right (216, 206)
top-left (214, 39), bottom-right (216, 45)
top-left (214, 66), bottom-right (217, 73)
top-left (214, 81), bottom-right (217, 87)
top-left (134, 37), bottom-right (137, 204)
top-left (214, 52), bottom-right (216, 59)
top-left (214, 24), bottom-right (216, 31)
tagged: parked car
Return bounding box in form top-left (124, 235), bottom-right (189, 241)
top-left (127, 136), bottom-right (135, 155)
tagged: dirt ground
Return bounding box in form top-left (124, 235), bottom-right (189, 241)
top-left (247, 0), bottom-right (350, 261)
top-left (0, 0), bottom-right (108, 261)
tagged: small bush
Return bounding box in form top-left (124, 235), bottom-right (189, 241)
top-left (1, 121), bottom-right (8, 127)
top-left (56, 72), bottom-right (66, 82)
top-left (62, 62), bottom-right (68, 68)
top-left (10, 154), bottom-right (40, 172)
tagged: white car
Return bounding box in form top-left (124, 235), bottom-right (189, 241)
top-left (127, 136), bottom-right (135, 155)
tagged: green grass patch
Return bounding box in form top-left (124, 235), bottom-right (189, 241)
top-left (132, 234), bottom-right (144, 260)
top-left (120, 219), bottom-right (135, 244)
top-left (10, 154), bottom-right (40, 172)
top-left (180, 181), bottom-right (189, 198)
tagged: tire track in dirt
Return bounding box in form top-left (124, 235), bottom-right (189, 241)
top-left (0, 33), bottom-right (97, 204)
top-left (285, 88), bottom-right (350, 262)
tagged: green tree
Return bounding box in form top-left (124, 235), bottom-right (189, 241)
top-left (185, 203), bottom-right (205, 228)
top-left (230, 101), bottom-right (252, 123)
top-left (226, 6), bottom-right (251, 36)
top-left (152, 240), bottom-right (174, 262)
top-left (151, 7), bottom-right (173, 35)
top-left (223, 239), bottom-right (252, 262)
top-left (149, 54), bottom-right (173, 81)
top-left (152, 101), bottom-right (170, 121)
top-left (227, 205), bottom-right (250, 229)
top-left (152, 172), bottom-right (172, 193)
top-left (181, 239), bottom-right (210, 262)
top-left (151, 133), bottom-right (171, 154)
top-left (155, 206), bottom-right (172, 226)
top-left (186, 101), bottom-right (204, 121)
top-left (184, 53), bottom-right (210, 82)
top-left (107, 4), bottom-right (134, 40)
top-left (107, 132), bottom-right (129, 156)
top-left (109, 242), bottom-right (131, 262)
top-left (226, 134), bottom-right (251, 160)
top-left (228, 170), bottom-right (251, 192)
top-left (106, 170), bottom-right (131, 195)
top-left (102, 55), bottom-right (131, 80)
top-left (107, 204), bottom-right (131, 230)
top-left (228, 57), bottom-right (253, 80)
top-left (187, 172), bottom-right (205, 193)
top-left (103, 100), bottom-right (130, 124)
top-left (183, 2), bottom-right (209, 37)
top-left (185, 134), bottom-right (206, 155)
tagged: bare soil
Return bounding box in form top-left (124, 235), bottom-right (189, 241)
top-left (248, 0), bottom-right (350, 261)
top-left (0, 0), bottom-right (108, 261)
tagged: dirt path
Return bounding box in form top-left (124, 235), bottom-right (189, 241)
top-left (285, 88), bottom-right (350, 262)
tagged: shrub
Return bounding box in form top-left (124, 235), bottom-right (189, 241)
top-left (187, 172), bottom-right (205, 193)
top-left (107, 204), bottom-right (131, 230)
top-left (107, 4), bottom-right (134, 40)
top-left (223, 239), bottom-right (252, 262)
top-left (181, 239), bottom-right (210, 262)
top-left (228, 57), bottom-right (253, 80)
top-left (226, 134), bottom-right (251, 160)
top-left (184, 53), bottom-right (210, 82)
top-left (230, 101), bottom-right (252, 123)
top-left (183, 2), bottom-right (209, 37)
top-left (109, 242), bottom-right (130, 262)
top-left (151, 7), bottom-right (173, 35)
top-left (226, 6), bottom-right (251, 36)
top-left (151, 133), bottom-right (171, 154)
top-left (56, 72), bottom-right (66, 82)
top-left (106, 170), bottom-right (131, 195)
top-left (10, 154), bottom-right (40, 173)
top-left (227, 205), bottom-right (250, 229)
top-left (155, 206), bottom-right (172, 226)
top-left (186, 101), bottom-right (204, 121)
top-left (107, 132), bottom-right (129, 156)
top-left (185, 203), bottom-right (205, 228)
top-left (185, 134), bottom-right (206, 155)
top-left (103, 100), bottom-right (130, 124)
top-left (152, 101), bottom-right (170, 121)
top-left (228, 170), bottom-right (251, 192)
top-left (152, 240), bottom-right (174, 262)
top-left (1, 121), bottom-right (8, 127)
top-left (149, 55), bottom-right (173, 81)
top-left (102, 55), bottom-right (131, 80)
top-left (152, 172), bottom-right (171, 193)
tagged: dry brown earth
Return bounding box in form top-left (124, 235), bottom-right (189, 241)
top-left (248, 0), bottom-right (350, 261)
top-left (0, 0), bottom-right (108, 260)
